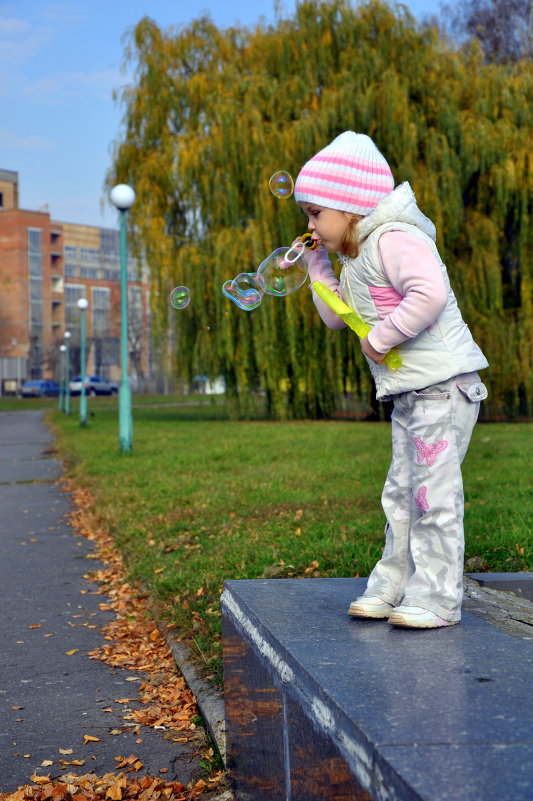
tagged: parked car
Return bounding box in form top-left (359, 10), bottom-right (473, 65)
top-left (68, 375), bottom-right (113, 396)
top-left (21, 380), bottom-right (60, 398)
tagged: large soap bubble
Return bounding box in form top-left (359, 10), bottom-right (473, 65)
top-left (222, 272), bottom-right (265, 311)
top-left (170, 285), bottom-right (191, 309)
top-left (269, 171), bottom-right (294, 199)
top-left (257, 243), bottom-right (308, 296)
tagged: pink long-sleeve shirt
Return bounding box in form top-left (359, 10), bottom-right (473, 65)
top-left (311, 231), bottom-right (448, 353)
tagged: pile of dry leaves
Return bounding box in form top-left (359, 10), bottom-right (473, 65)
top-left (1, 482), bottom-right (227, 801)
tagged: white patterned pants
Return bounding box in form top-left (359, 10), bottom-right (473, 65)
top-left (365, 372), bottom-right (487, 622)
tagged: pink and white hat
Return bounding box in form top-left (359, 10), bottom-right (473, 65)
top-left (294, 131), bottom-right (394, 216)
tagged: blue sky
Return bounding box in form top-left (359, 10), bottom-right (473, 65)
top-left (0, 0), bottom-right (443, 228)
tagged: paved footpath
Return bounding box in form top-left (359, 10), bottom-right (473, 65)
top-left (0, 410), bottom-right (208, 793)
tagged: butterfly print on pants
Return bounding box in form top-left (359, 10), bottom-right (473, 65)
top-left (416, 485), bottom-right (430, 511)
top-left (414, 437), bottom-right (448, 466)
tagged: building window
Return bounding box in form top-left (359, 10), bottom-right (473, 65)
top-left (65, 284), bottom-right (84, 332)
top-left (103, 269), bottom-right (119, 281)
top-left (80, 247), bottom-right (100, 263)
top-left (27, 228), bottom-right (44, 377)
top-left (28, 228), bottom-right (42, 276)
top-left (81, 266), bottom-right (99, 279)
top-left (92, 287), bottom-right (110, 337)
top-left (30, 276), bottom-right (42, 301)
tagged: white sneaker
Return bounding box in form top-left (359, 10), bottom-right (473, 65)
top-left (388, 605), bottom-right (459, 629)
top-left (348, 596), bottom-right (394, 619)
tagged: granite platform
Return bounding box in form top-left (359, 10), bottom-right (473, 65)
top-left (466, 572), bottom-right (533, 602)
top-left (221, 577), bottom-right (533, 801)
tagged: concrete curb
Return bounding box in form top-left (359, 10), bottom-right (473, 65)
top-left (137, 593), bottom-right (231, 795)
top-left (161, 633), bottom-right (232, 800)
top-left (164, 634), bottom-right (227, 762)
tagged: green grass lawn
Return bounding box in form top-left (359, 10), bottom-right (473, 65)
top-left (48, 400), bottom-right (532, 686)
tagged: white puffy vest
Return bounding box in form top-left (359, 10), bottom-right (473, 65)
top-left (339, 183), bottom-right (488, 399)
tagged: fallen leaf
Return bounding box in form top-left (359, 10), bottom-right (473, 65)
top-left (28, 624), bottom-right (42, 629)
top-left (12, 705), bottom-right (24, 710)
top-left (29, 773), bottom-right (50, 783)
top-left (82, 735), bottom-right (100, 744)
top-left (41, 760), bottom-right (54, 767)
top-left (65, 649), bottom-right (79, 656)
top-left (109, 729), bottom-right (122, 735)
top-left (106, 785), bottom-right (122, 800)
top-left (59, 748), bottom-right (73, 754)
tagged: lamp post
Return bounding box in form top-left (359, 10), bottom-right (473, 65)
top-left (64, 330), bottom-right (71, 415)
top-left (77, 298), bottom-right (89, 426)
top-left (110, 183), bottom-right (135, 452)
top-left (58, 344), bottom-right (66, 411)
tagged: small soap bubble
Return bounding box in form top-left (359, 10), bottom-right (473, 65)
top-left (222, 272), bottom-right (264, 311)
top-left (234, 272), bottom-right (266, 296)
top-left (269, 171), bottom-right (294, 199)
top-left (170, 286), bottom-right (191, 309)
top-left (257, 247), bottom-right (308, 296)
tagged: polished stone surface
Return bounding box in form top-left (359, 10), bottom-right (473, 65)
top-left (222, 577), bottom-right (533, 801)
top-left (466, 571), bottom-right (533, 602)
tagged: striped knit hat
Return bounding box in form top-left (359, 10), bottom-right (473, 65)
top-left (294, 131), bottom-right (394, 216)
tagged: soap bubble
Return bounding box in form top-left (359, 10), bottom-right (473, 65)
top-left (257, 245), bottom-right (308, 296)
top-left (222, 272), bottom-right (265, 311)
top-left (170, 286), bottom-right (191, 309)
top-left (269, 171), bottom-right (294, 199)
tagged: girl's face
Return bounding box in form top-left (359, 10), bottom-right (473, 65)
top-left (300, 202), bottom-right (350, 252)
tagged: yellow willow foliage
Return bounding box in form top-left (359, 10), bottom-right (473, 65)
top-left (109, 0), bottom-right (533, 419)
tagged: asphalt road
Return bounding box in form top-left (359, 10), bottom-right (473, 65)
top-left (0, 409), bottom-right (207, 792)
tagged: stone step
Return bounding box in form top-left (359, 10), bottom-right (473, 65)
top-left (221, 577), bottom-right (533, 801)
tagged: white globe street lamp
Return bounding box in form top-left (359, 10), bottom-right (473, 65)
top-left (77, 298), bottom-right (89, 425)
top-left (110, 184), bottom-right (136, 211)
top-left (110, 183), bottom-right (135, 451)
top-left (58, 343), bottom-right (67, 412)
top-left (64, 330), bottom-right (72, 415)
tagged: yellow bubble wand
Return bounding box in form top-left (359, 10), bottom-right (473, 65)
top-left (311, 280), bottom-right (402, 370)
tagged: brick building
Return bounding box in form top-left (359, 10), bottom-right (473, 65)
top-left (0, 169), bottom-right (152, 394)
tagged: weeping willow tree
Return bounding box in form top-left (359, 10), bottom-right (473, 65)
top-left (109, 0), bottom-right (533, 419)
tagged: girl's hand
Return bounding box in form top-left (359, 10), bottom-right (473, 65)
top-left (361, 336), bottom-right (387, 364)
top-left (291, 240), bottom-right (332, 284)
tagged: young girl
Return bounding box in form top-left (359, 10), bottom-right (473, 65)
top-left (294, 131), bottom-right (488, 629)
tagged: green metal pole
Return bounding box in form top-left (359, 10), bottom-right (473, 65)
top-left (58, 348), bottom-right (64, 412)
top-left (118, 209), bottom-right (132, 451)
top-left (79, 309), bottom-right (87, 426)
top-left (65, 337), bottom-right (71, 416)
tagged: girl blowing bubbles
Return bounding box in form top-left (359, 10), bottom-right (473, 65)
top-left (295, 132), bottom-right (488, 629)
